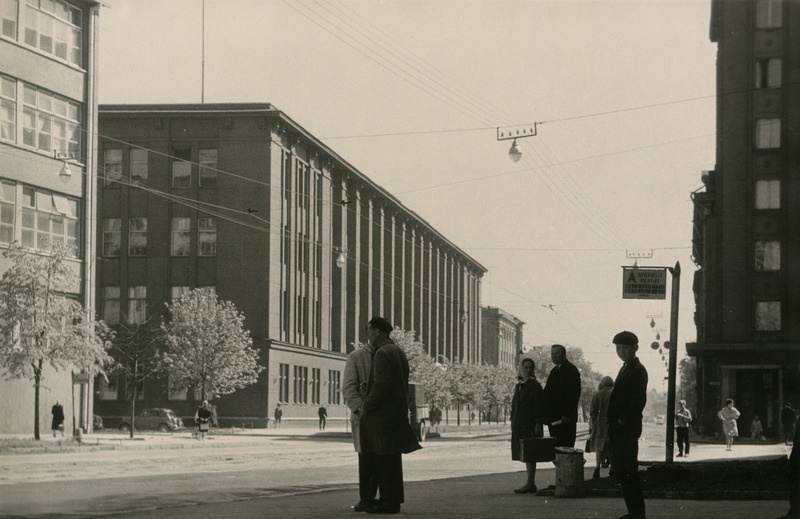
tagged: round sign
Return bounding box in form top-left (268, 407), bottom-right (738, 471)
top-left (651, 341), bottom-right (659, 350)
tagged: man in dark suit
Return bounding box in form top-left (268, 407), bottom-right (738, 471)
top-left (607, 331), bottom-right (648, 519)
top-left (360, 317), bottom-right (421, 514)
top-left (544, 344), bottom-right (582, 447)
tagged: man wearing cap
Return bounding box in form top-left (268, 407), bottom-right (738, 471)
top-left (607, 330), bottom-right (648, 519)
top-left (359, 317), bottom-right (421, 514)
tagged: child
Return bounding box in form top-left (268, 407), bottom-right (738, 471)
top-left (750, 415), bottom-right (764, 442)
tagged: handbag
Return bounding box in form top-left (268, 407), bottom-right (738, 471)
top-left (520, 437), bottom-right (556, 462)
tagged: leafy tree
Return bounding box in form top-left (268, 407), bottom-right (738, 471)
top-left (161, 288), bottom-right (263, 401)
top-left (678, 357), bottom-right (697, 416)
top-left (0, 243), bottom-right (112, 439)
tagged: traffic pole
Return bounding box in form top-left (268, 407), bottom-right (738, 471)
top-left (665, 261), bottom-right (681, 463)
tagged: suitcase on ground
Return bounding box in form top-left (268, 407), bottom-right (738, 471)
top-left (520, 437), bottom-right (557, 462)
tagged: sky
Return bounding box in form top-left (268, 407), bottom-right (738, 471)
top-left (97, 0), bottom-right (717, 384)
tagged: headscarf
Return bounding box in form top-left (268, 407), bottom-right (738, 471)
top-left (517, 357), bottom-right (536, 383)
top-left (598, 376), bottom-right (614, 391)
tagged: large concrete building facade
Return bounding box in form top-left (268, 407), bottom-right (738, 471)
top-left (689, 0), bottom-right (800, 438)
top-left (480, 306), bottom-right (524, 368)
top-left (94, 103), bottom-right (486, 427)
top-left (0, 0), bottom-right (101, 434)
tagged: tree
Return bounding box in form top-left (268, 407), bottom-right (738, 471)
top-left (106, 318), bottom-right (162, 438)
top-left (678, 357), bottom-right (697, 417)
top-left (0, 243), bottom-right (112, 439)
top-left (160, 288), bottom-right (263, 401)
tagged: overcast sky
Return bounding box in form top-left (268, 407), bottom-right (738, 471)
top-left (97, 0), bottom-right (717, 383)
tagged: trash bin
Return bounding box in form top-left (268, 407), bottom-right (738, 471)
top-left (553, 446), bottom-right (585, 497)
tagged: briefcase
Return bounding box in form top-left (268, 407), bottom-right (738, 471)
top-left (520, 437), bottom-right (557, 462)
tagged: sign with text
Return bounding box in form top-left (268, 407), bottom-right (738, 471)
top-left (622, 267), bottom-right (667, 300)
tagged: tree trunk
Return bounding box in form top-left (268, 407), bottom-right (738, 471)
top-left (33, 360), bottom-right (42, 440)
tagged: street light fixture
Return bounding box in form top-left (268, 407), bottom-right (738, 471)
top-left (334, 247), bottom-right (347, 268)
top-left (496, 124), bottom-right (538, 162)
top-left (53, 150), bottom-right (72, 184)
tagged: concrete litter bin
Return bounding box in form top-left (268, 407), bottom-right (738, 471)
top-left (553, 446), bottom-right (586, 497)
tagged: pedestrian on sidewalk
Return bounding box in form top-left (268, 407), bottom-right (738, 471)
top-left (607, 330), bottom-right (648, 519)
top-left (195, 400), bottom-right (212, 441)
top-left (717, 399), bottom-right (740, 451)
top-left (544, 344), bottom-right (581, 448)
top-left (751, 415), bottom-right (764, 443)
top-left (318, 405), bottom-right (327, 431)
top-left (51, 401), bottom-right (65, 437)
top-left (510, 357), bottom-right (545, 494)
top-left (782, 403), bottom-right (797, 446)
top-left (360, 316), bottom-right (422, 515)
top-left (588, 376), bottom-right (614, 479)
top-left (273, 403), bottom-right (282, 429)
top-left (675, 400), bottom-right (692, 457)
top-left (343, 342), bottom-right (378, 512)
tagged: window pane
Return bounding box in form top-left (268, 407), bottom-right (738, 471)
top-left (171, 217), bottom-right (190, 256)
top-left (172, 161), bottom-right (191, 188)
top-left (755, 240), bottom-right (780, 271)
top-left (104, 148), bottom-right (122, 186)
top-left (755, 180), bottom-right (780, 209)
top-left (199, 148), bottom-right (218, 188)
top-left (130, 148), bottom-right (148, 182)
top-left (756, 0), bottom-right (782, 28)
top-left (755, 301), bottom-right (781, 331)
top-left (756, 118), bottom-right (780, 149)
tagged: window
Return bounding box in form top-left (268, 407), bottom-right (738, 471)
top-left (97, 375), bottom-right (118, 401)
top-left (103, 148), bottom-right (121, 186)
top-left (21, 185), bottom-right (79, 256)
top-left (171, 286), bottom-right (190, 300)
top-left (1, 0), bottom-right (17, 39)
top-left (199, 148), bottom-right (218, 188)
top-left (102, 218), bottom-right (121, 257)
top-left (198, 217), bottom-right (216, 257)
top-left (278, 363), bottom-right (289, 403)
top-left (172, 148), bottom-right (191, 188)
top-left (102, 286), bottom-right (120, 325)
top-left (22, 84), bottom-right (80, 158)
top-left (0, 74), bottom-right (15, 142)
top-left (755, 240), bottom-right (780, 271)
top-left (130, 148), bottom-right (148, 183)
top-left (128, 217), bottom-right (147, 256)
top-left (755, 180), bottom-right (780, 209)
top-left (127, 286), bottom-right (146, 324)
top-left (756, 58), bottom-right (781, 89)
top-left (24, 0), bottom-right (82, 66)
top-left (0, 180), bottom-right (15, 244)
top-left (293, 365), bottom-right (308, 404)
top-left (755, 118), bottom-right (780, 149)
top-left (327, 369), bottom-right (341, 405)
top-left (171, 217), bottom-right (190, 256)
top-left (755, 301), bottom-right (781, 331)
top-left (756, 0), bottom-right (782, 28)
top-left (311, 368), bottom-right (320, 405)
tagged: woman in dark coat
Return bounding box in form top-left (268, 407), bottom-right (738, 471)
top-left (51, 401), bottom-right (65, 437)
top-left (194, 400), bottom-right (213, 441)
top-left (510, 357), bottom-right (545, 493)
top-left (589, 376), bottom-right (614, 478)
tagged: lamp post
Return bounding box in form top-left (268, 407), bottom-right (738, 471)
top-left (53, 151), bottom-right (72, 183)
top-left (496, 124), bottom-right (538, 162)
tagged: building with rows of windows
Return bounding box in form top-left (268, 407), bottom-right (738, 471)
top-left (0, 0), bottom-right (101, 434)
top-left (689, 0), bottom-right (800, 438)
top-left (94, 103), bottom-right (486, 427)
top-left (480, 306), bottom-right (524, 368)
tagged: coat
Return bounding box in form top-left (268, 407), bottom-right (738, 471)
top-left (589, 379), bottom-right (613, 453)
top-left (510, 378), bottom-right (545, 461)
top-left (51, 404), bottom-right (65, 430)
top-left (343, 345), bottom-right (372, 452)
top-left (360, 335), bottom-right (421, 456)
top-left (544, 359), bottom-right (582, 423)
top-left (195, 405), bottom-right (212, 431)
top-left (607, 356), bottom-right (648, 426)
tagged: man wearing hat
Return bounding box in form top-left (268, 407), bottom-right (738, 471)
top-left (607, 330), bottom-right (648, 519)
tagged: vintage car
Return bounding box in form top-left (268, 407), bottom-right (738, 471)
top-left (116, 408), bottom-right (185, 432)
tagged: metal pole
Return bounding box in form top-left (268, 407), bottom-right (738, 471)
top-left (201, 0), bottom-right (205, 103)
top-left (665, 261), bottom-right (681, 463)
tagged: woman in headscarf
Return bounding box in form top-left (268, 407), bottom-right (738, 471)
top-left (588, 376), bottom-right (614, 478)
top-left (510, 357), bottom-right (546, 494)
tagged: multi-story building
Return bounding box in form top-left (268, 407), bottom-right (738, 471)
top-left (94, 103), bottom-right (486, 427)
top-left (480, 306), bottom-right (524, 368)
top-left (0, 0), bottom-right (101, 434)
top-left (689, 0), bottom-right (799, 438)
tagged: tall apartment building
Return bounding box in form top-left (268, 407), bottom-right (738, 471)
top-left (689, 0), bottom-right (799, 438)
top-left (94, 103), bottom-right (486, 426)
top-left (480, 306), bottom-right (524, 368)
top-left (0, 0), bottom-right (100, 434)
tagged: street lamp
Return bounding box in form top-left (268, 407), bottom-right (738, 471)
top-left (334, 247), bottom-right (347, 268)
top-left (53, 151), bottom-right (72, 183)
top-left (496, 124), bottom-right (538, 162)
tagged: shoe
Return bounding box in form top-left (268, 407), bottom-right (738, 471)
top-left (365, 502), bottom-right (400, 514)
top-left (592, 468), bottom-right (600, 479)
top-left (676, 453), bottom-right (683, 457)
top-left (353, 499), bottom-right (379, 512)
top-left (684, 452), bottom-right (689, 457)
top-left (513, 485), bottom-right (537, 494)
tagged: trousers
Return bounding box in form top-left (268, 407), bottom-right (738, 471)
top-left (358, 453), bottom-right (379, 501)
top-left (361, 452), bottom-right (404, 504)
top-left (676, 427), bottom-right (690, 454)
top-left (609, 420), bottom-right (645, 519)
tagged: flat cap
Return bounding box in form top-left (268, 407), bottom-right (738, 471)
top-left (612, 330), bottom-right (639, 346)
top-left (367, 316), bottom-right (393, 334)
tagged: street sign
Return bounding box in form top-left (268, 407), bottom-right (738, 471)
top-left (72, 372), bottom-right (90, 384)
top-left (622, 267), bottom-right (667, 300)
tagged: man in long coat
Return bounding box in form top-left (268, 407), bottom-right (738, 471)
top-left (360, 316), bottom-right (421, 514)
top-left (544, 344), bottom-right (582, 447)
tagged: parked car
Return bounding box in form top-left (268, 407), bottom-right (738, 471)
top-left (117, 408), bottom-right (185, 432)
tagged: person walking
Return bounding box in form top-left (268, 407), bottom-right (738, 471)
top-left (510, 357), bottom-right (546, 494)
top-left (607, 330), bottom-right (648, 519)
top-left (318, 405), bottom-right (328, 431)
top-left (343, 342), bottom-right (379, 512)
top-left (717, 398), bottom-right (740, 451)
top-left (782, 403), bottom-right (797, 446)
top-left (273, 403), bottom-right (282, 429)
top-left (751, 415), bottom-right (764, 442)
top-left (359, 317), bottom-right (422, 515)
top-left (51, 401), bottom-right (65, 437)
top-left (675, 399), bottom-right (692, 457)
top-left (588, 376), bottom-right (614, 479)
top-left (194, 400), bottom-right (213, 441)
top-left (543, 344), bottom-right (582, 448)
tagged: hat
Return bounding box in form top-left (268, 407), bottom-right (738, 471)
top-left (613, 330), bottom-right (638, 346)
top-left (367, 316), bottom-right (393, 334)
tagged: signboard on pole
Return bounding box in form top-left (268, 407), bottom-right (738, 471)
top-left (622, 267), bottom-right (667, 300)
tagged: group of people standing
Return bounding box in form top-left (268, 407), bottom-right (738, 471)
top-left (510, 331), bottom-right (649, 519)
